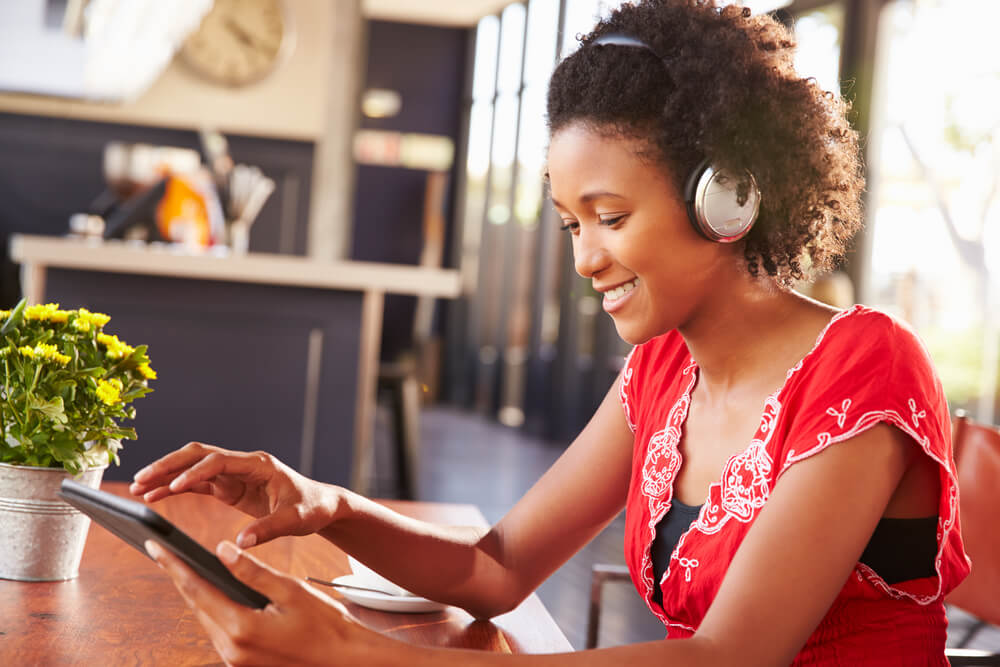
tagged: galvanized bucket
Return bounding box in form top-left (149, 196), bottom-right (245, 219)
top-left (0, 462), bottom-right (107, 581)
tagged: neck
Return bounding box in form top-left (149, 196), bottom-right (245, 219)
top-left (677, 271), bottom-right (833, 398)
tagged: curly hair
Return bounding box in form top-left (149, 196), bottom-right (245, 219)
top-left (546, 0), bottom-right (864, 284)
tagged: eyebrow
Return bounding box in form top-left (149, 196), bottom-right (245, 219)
top-left (551, 190), bottom-right (628, 210)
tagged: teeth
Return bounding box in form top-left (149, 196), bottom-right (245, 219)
top-left (607, 279), bottom-right (638, 301)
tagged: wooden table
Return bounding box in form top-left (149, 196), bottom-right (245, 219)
top-left (0, 482), bottom-right (571, 664)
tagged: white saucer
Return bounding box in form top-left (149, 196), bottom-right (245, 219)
top-left (330, 575), bottom-right (448, 613)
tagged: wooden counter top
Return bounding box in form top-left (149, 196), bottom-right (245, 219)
top-left (9, 234), bottom-right (462, 298)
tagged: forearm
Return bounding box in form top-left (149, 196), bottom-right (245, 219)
top-left (318, 486), bottom-right (516, 617)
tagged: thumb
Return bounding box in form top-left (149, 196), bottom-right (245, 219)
top-left (236, 506), bottom-right (301, 548)
top-left (217, 540), bottom-right (296, 606)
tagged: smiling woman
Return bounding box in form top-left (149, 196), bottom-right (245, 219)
top-left (128, 2), bottom-right (969, 665)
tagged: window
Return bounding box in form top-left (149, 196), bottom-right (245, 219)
top-left (867, 0), bottom-right (1000, 421)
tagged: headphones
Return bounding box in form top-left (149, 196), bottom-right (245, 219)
top-left (591, 33), bottom-right (762, 243)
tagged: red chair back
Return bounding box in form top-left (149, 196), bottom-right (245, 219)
top-left (945, 412), bottom-right (1000, 626)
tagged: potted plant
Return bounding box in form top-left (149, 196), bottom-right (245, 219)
top-left (0, 299), bottom-right (155, 581)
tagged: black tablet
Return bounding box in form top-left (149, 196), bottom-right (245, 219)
top-left (59, 479), bottom-right (270, 609)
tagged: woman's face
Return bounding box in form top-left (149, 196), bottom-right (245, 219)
top-left (547, 122), bottom-right (739, 344)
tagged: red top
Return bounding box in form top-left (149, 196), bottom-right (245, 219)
top-left (619, 305), bottom-right (971, 665)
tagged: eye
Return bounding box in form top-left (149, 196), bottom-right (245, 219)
top-left (600, 215), bottom-right (627, 226)
top-left (559, 220), bottom-right (580, 233)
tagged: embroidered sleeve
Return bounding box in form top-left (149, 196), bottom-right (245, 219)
top-left (775, 310), bottom-right (967, 604)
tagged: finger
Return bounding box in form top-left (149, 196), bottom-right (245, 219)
top-left (169, 451), bottom-right (270, 495)
top-left (236, 506), bottom-right (303, 548)
top-left (217, 541), bottom-right (296, 607)
top-left (130, 468), bottom-right (187, 498)
top-left (146, 541), bottom-right (258, 666)
top-left (142, 481), bottom-right (215, 503)
top-left (145, 540), bottom-right (249, 629)
top-left (132, 442), bottom-right (220, 491)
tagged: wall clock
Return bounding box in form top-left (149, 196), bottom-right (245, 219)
top-left (179, 0), bottom-right (293, 87)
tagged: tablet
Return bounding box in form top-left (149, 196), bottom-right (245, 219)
top-left (59, 479), bottom-right (270, 609)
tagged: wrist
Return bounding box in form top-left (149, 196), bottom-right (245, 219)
top-left (318, 483), bottom-right (352, 539)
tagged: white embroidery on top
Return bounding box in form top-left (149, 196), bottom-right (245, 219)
top-left (909, 398), bottom-right (926, 429)
top-left (637, 358), bottom-right (697, 623)
top-left (619, 348), bottom-right (637, 433)
top-left (826, 398), bottom-right (851, 428)
top-left (677, 557), bottom-right (699, 582)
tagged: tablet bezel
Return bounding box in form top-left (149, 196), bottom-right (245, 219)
top-left (59, 478), bottom-right (270, 609)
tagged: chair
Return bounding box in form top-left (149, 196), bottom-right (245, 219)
top-left (946, 411), bottom-right (1000, 655)
top-left (583, 411), bottom-right (1000, 664)
top-left (376, 170), bottom-right (448, 499)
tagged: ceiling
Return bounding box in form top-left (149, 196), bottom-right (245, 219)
top-left (362, 0), bottom-right (512, 27)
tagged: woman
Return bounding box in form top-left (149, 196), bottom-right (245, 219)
top-left (130, 1), bottom-right (969, 664)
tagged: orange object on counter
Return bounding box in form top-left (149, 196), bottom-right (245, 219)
top-left (155, 174), bottom-right (223, 246)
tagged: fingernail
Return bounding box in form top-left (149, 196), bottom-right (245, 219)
top-left (144, 540), bottom-right (163, 562)
top-left (134, 467), bottom-right (150, 481)
top-left (237, 533), bottom-right (256, 548)
top-left (169, 475), bottom-right (185, 491)
top-left (218, 541), bottom-right (240, 565)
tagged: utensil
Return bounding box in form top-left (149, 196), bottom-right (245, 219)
top-left (305, 576), bottom-right (407, 596)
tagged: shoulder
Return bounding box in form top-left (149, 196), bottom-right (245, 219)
top-left (805, 305), bottom-right (940, 391)
top-left (777, 304), bottom-right (950, 465)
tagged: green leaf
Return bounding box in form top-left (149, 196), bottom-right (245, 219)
top-left (27, 394), bottom-right (68, 425)
top-left (1, 298), bottom-right (25, 335)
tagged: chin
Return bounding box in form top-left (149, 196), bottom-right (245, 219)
top-left (610, 319), bottom-right (656, 346)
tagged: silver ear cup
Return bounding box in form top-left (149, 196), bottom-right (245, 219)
top-left (685, 163), bottom-right (761, 243)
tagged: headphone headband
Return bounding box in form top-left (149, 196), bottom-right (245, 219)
top-left (592, 33), bottom-right (664, 58)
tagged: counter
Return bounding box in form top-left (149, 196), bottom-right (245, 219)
top-left (9, 234), bottom-right (461, 493)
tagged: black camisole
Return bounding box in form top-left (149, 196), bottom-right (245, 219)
top-left (649, 499), bottom-right (938, 607)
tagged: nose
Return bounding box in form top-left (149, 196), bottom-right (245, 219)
top-left (573, 229), bottom-right (611, 278)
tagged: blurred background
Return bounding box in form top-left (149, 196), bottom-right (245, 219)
top-left (0, 0), bottom-right (997, 651)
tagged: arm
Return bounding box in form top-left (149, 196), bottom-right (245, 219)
top-left (147, 422), bottom-right (918, 665)
top-left (322, 378), bottom-right (635, 617)
top-left (132, 376), bottom-right (635, 618)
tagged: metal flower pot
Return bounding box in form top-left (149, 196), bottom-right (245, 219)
top-left (0, 462), bottom-right (107, 581)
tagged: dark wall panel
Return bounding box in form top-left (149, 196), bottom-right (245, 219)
top-left (43, 269), bottom-right (362, 486)
top-left (0, 112), bottom-right (314, 306)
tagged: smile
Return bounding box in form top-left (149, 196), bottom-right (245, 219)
top-left (602, 278), bottom-right (639, 313)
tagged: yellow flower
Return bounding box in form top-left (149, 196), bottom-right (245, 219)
top-left (0, 346), bottom-right (11, 358)
top-left (32, 343), bottom-right (71, 365)
top-left (96, 379), bottom-right (121, 405)
top-left (96, 333), bottom-right (134, 360)
top-left (24, 303), bottom-right (61, 321)
top-left (137, 363), bottom-right (157, 380)
top-left (0, 310), bottom-right (9, 319)
top-left (50, 310), bottom-right (70, 324)
top-left (16, 344), bottom-right (71, 365)
top-left (72, 318), bottom-right (91, 333)
top-left (77, 308), bottom-right (111, 329)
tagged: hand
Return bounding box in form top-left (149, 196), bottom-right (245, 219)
top-left (146, 539), bottom-right (393, 666)
top-left (130, 443), bottom-right (337, 548)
